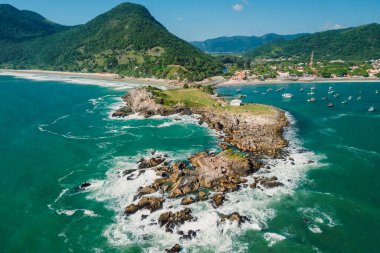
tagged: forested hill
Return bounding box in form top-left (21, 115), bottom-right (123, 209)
top-left (0, 3), bottom-right (222, 81)
top-left (191, 33), bottom-right (308, 54)
top-left (0, 4), bottom-right (68, 40)
top-left (246, 23), bottom-right (380, 61)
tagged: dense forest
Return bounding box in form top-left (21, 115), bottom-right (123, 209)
top-left (191, 33), bottom-right (308, 54)
top-left (0, 3), bottom-right (222, 81)
top-left (246, 24), bottom-right (380, 61)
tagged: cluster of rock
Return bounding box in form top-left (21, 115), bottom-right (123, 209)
top-left (112, 88), bottom-right (290, 251)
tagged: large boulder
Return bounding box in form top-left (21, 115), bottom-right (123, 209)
top-left (138, 157), bottom-right (165, 169)
top-left (125, 204), bottom-right (139, 215)
top-left (219, 212), bottom-right (249, 225)
top-left (138, 197), bottom-right (165, 212)
top-left (158, 208), bottom-right (194, 231)
top-left (211, 193), bottom-right (226, 208)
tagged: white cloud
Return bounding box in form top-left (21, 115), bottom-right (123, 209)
top-left (232, 3), bottom-right (244, 12)
top-left (321, 21), bottom-right (344, 31)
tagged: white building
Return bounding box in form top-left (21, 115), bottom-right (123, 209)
top-left (230, 99), bottom-right (242, 106)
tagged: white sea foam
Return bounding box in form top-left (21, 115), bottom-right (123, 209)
top-left (264, 232), bottom-right (287, 247)
top-left (84, 111), bottom-right (326, 252)
top-left (308, 224), bottom-right (323, 234)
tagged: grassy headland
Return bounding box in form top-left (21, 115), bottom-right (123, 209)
top-left (146, 86), bottom-right (276, 116)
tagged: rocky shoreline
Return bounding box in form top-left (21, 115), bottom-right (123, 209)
top-left (111, 88), bottom-right (290, 251)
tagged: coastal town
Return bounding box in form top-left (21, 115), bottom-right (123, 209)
top-left (224, 54), bottom-right (380, 83)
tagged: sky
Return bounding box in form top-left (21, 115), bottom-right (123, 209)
top-left (2, 0), bottom-right (380, 41)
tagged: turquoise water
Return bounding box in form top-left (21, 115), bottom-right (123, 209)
top-left (0, 75), bottom-right (379, 252)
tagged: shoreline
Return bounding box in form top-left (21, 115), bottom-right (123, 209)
top-left (216, 77), bottom-right (380, 87)
top-left (0, 69), bottom-right (179, 89)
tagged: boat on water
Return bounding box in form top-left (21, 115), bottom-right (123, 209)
top-left (348, 96), bottom-right (352, 101)
top-left (267, 88), bottom-right (273, 92)
top-left (334, 94), bottom-right (340, 97)
top-left (282, 93), bottom-right (294, 99)
top-left (238, 94), bottom-right (247, 98)
top-left (300, 88), bottom-right (304, 92)
top-left (261, 92), bottom-right (267, 95)
top-left (357, 96), bottom-right (362, 101)
top-left (376, 90), bottom-right (379, 94)
top-left (369, 106), bottom-right (376, 112)
top-left (236, 89), bottom-right (241, 93)
top-left (328, 103), bottom-right (334, 107)
top-left (307, 92), bottom-right (315, 95)
top-left (328, 90), bottom-right (335, 94)
top-left (307, 98), bottom-right (317, 102)
top-left (253, 90), bottom-right (260, 94)
top-left (311, 86), bottom-right (316, 90)
top-left (322, 97), bottom-right (328, 100)
top-left (342, 100), bottom-right (348, 104)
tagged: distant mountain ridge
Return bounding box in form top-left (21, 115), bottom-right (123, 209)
top-left (247, 23), bottom-right (380, 61)
top-left (191, 33), bottom-right (309, 53)
top-left (0, 3), bottom-right (222, 81)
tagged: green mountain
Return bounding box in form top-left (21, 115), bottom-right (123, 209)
top-left (247, 23), bottom-right (380, 61)
top-left (0, 3), bottom-right (222, 81)
top-left (191, 33), bottom-right (308, 54)
top-left (0, 4), bottom-right (68, 40)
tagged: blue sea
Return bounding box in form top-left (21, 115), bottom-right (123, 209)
top-left (0, 74), bottom-right (379, 252)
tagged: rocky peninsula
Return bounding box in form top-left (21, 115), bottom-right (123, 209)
top-left (112, 86), bottom-right (289, 251)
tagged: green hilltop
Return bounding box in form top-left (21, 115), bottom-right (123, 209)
top-left (0, 3), bottom-right (222, 81)
top-left (247, 23), bottom-right (380, 61)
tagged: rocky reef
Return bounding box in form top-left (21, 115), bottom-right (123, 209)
top-left (112, 87), bottom-right (290, 251)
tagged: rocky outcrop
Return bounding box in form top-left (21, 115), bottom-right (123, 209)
top-left (114, 88), bottom-right (288, 157)
top-left (158, 208), bottom-right (194, 232)
top-left (219, 212), bottom-right (249, 226)
top-left (114, 88), bottom-right (191, 118)
top-left (138, 197), bottom-right (165, 212)
top-left (255, 176), bottom-right (284, 188)
top-left (115, 88), bottom-right (290, 248)
top-left (138, 156), bottom-right (166, 169)
top-left (211, 193), bottom-right (226, 208)
top-left (192, 107), bottom-right (288, 157)
top-left (165, 244), bottom-right (182, 253)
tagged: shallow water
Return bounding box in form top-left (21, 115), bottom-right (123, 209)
top-left (0, 76), bottom-right (379, 252)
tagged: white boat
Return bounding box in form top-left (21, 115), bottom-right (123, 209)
top-left (253, 90), bottom-right (260, 94)
top-left (357, 96), bottom-right (362, 101)
top-left (311, 86), bottom-right (316, 90)
top-left (342, 100), bottom-right (348, 104)
top-left (282, 93), bottom-right (294, 99)
top-left (307, 98), bottom-right (317, 102)
top-left (308, 92), bottom-right (315, 95)
top-left (376, 90), bottom-right (379, 94)
top-left (368, 106), bottom-right (375, 112)
top-left (328, 90), bottom-right (335, 94)
top-left (328, 103), bottom-right (334, 108)
top-left (300, 88), bottom-right (304, 92)
top-left (348, 96), bottom-right (352, 100)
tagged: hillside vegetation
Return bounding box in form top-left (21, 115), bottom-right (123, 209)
top-left (191, 33), bottom-right (308, 54)
top-left (247, 24), bottom-right (380, 61)
top-left (0, 3), bottom-right (222, 81)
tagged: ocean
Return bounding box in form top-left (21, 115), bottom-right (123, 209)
top-left (0, 74), bottom-right (379, 252)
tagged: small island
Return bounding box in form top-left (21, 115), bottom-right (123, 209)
top-left (113, 86), bottom-right (289, 251)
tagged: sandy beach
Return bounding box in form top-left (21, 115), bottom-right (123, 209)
top-left (0, 69), bottom-right (179, 89)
